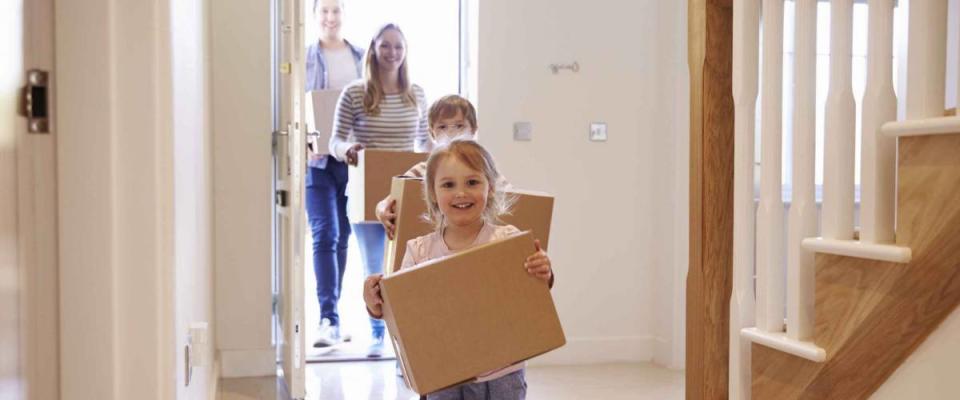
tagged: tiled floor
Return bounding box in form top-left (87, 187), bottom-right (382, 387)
top-left (219, 361), bottom-right (684, 400)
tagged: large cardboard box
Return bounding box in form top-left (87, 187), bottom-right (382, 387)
top-left (306, 89), bottom-right (341, 155)
top-left (383, 177), bottom-right (555, 275)
top-left (346, 149), bottom-right (427, 222)
top-left (380, 231), bottom-right (566, 395)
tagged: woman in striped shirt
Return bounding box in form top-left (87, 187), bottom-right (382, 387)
top-left (328, 23), bottom-right (428, 358)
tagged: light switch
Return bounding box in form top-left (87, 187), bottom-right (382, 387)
top-left (590, 122), bottom-right (607, 142)
top-left (513, 122), bottom-right (533, 141)
top-left (188, 322), bottom-right (209, 367)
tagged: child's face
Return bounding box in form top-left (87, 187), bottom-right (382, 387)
top-left (431, 111), bottom-right (475, 141)
top-left (434, 155), bottom-right (490, 228)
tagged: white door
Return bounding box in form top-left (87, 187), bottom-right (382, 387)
top-left (274, 0), bottom-right (307, 397)
top-left (2, 0), bottom-right (58, 399)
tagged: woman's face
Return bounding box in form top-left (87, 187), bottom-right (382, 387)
top-left (315, 0), bottom-right (342, 40)
top-left (374, 29), bottom-right (406, 73)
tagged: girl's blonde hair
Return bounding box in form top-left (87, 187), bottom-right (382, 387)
top-left (423, 138), bottom-right (513, 229)
top-left (363, 23), bottom-right (416, 115)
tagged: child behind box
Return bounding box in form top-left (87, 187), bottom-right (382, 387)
top-left (364, 139), bottom-right (554, 399)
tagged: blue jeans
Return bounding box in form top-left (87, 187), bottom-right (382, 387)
top-left (426, 369), bottom-right (527, 400)
top-left (353, 222), bottom-right (386, 336)
top-left (305, 158), bottom-right (350, 327)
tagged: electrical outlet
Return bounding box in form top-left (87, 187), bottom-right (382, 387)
top-left (513, 121), bottom-right (533, 141)
top-left (590, 122), bottom-right (607, 142)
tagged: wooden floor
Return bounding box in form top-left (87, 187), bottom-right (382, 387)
top-left (218, 362), bottom-right (685, 400)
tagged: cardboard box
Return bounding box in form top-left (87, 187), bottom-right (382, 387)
top-left (346, 149), bottom-right (427, 222)
top-left (380, 231), bottom-right (566, 395)
top-left (383, 177), bottom-right (555, 275)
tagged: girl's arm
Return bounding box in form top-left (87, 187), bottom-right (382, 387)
top-left (376, 196), bottom-right (397, 240)
top-left (525, 239), bottom-right (554, 288)
top-left (328, 86), bottom-right (357, 161)
top-left (363, 274), bottom-right (384, 319)
top-left (364, 240), bottom-right (423, 319)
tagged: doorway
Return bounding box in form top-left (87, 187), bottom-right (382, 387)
top-left (301, 0), bottom-right (466, 363)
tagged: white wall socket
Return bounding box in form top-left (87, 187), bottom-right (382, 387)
top-left (590, 122), bottom-right (607, 142)
top-left (513, 121), bottom-right (533, 141)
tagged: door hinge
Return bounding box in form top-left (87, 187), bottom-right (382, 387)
top-left (275, 190), bottom-right (289, 207)
top-left (19, 69), bottom-right (50, 134)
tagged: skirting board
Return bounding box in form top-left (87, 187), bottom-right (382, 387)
top-left (527, 336), bottom-right (657, 366)
top-left (219, 349), bottom-right (275, 378)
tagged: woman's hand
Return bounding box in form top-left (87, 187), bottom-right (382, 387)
top-left (377, 198), bottom-right (398, 240)
top-left (345, 143), bottom-right (365, 166)
top-left (363, 274), bottom-right (384, 318)
top-left (525, 240), bottom-right (553, 285)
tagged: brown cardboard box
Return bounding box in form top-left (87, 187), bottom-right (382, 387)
top-left (380, 231), bottom-right (566, 395)
top-left (383, 177), bottom-right (555, 275)
top-left (346, 149), bottom-right (427, 222)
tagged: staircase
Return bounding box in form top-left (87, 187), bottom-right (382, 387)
top-left (751, 128), bottom-right (960, 399)
top-left (728, 0), bottom-right (960, 398)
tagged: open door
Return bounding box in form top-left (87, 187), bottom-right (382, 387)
top-left (274, 0), bottom-right (307, 397)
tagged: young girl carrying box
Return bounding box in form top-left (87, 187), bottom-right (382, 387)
top-left (363, 138), bottom-right (554, 400)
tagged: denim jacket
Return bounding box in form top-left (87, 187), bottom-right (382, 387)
top-left (305, 39), bottom-right (364, 168)
top-left (305, 39), bottom-right (364, 91)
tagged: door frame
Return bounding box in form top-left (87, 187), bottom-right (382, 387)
top-left (14, 0), bottom-right (60, 398)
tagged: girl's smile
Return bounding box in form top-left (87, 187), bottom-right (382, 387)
top-left (434, 156), bottom-right (490, 229)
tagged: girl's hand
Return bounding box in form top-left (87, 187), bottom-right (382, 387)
top-left (363, 274), bottom-right (384, 318)
top-left (525, 240), bottom-right (553, 285)
top-left (377, 198), bottom-right (398, 240)
top-left (345, 143), bottom-right (365, 166)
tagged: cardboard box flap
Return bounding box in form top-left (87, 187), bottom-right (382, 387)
top-left (347, 150), bottom-right (427, 222)
top-left (380, 231), bottom-right (566, 394)
top-left (383, 177), bottom-right (555, 276)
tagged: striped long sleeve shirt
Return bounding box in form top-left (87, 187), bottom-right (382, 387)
top-left (328, 81), bottom-right (429, 161)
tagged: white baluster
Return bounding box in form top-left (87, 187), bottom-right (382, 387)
top-left (906, 0), bottom-right (948, 119)
top-left (756, 0), bottom-right (785, 333)
top-left (822, 0), bottom-right (855, 240)
top-left (860, 0), bottom-right (897, 244)
top-left (787, 0), bottom-right (817, 341)
top-left (731, 0), bottom-right (761, 397)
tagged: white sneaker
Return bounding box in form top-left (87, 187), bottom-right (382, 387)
top-left (313, 318), bottom-right (341, 348)
top-left (366, 332), bottom-right (385, 358)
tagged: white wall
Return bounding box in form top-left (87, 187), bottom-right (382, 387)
top-left (172, 0), bottom-right (218, 397)
top-left (210, 0), bottom-right (275, 378)
top-left (57, 0), bottom-right (220, 398)
top-left (475, 0), bottom-right (688, 368)
top-left (57, 0), bottom-right (176, 398)
top-left (871, 308), bottom-right (960, 399)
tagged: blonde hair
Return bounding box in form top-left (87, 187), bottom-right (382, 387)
top-left (423, 138), bottom-right (513, 229)
top-left (428, 95), bottom-right (478, 138)
top-left (362, 24), bottom-right (416, 115)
